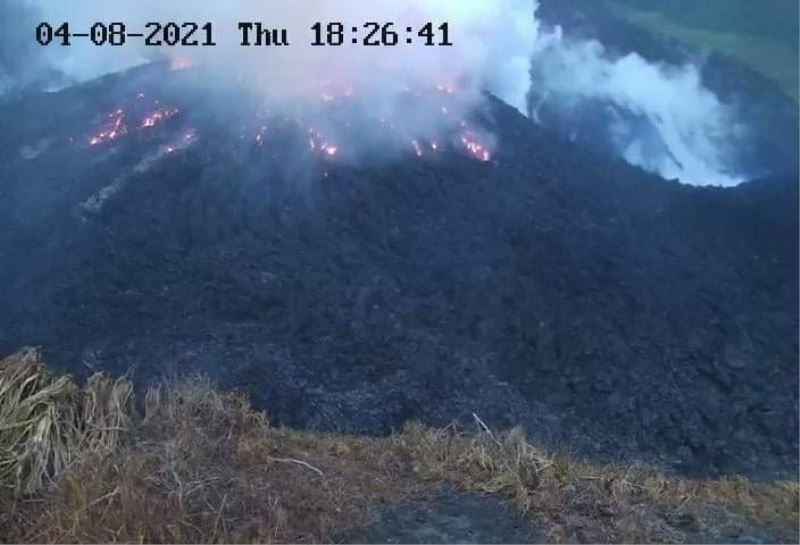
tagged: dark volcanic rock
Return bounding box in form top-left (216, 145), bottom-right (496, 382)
top-left (0, 65), bottom-right (797, 479)
top-left (343, 485), bottom-right (541, 544)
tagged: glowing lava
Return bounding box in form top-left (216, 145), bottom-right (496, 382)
top-left (81, 79), bottom-right (496, 167)
top-left (163, 128), bottom-right (198, 155)
top-left (85, 94), bottom-right (185, 149)
top-left (141, 108), bottom-right (180, 129)
top-left (308, 128), bottom-right (339, 158)
top-left (459, 130), bottom-right (492, 162)
top-left (89, 109), bottom-right (127, 146)
top-left (170, 56), bottom-right (196, 71)
top-left (255, 126), bottom-right (268, 145)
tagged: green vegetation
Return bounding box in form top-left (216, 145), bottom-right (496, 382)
top-left (604, 0), bottom-right (799, 100)
top-left (1, 349), bottom-right (798, 543)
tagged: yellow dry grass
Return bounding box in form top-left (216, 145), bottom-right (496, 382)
top-left (1, 349), bottom-right (797, 543)
top-left (0, 348), bottom-right (132, 495)
top-left (2, 369), bottom-right (421, 543)
top-left (399, 422), bottom-right (799, 543)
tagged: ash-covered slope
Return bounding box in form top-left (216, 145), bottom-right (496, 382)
top-left (0, 64), bottom-right (797, 478)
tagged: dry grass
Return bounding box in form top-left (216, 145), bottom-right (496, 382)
top-left (398, 421), bottom-right (800, 543)
top-left (0, 348), bottom-right (132, 495)
top-left (1, 369), bottom-right (422, 543)
top-left (1, 350), bottom-right (797, 544)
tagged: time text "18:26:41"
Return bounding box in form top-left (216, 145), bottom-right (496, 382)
top-left (35, 22), bottom-right (453, 47)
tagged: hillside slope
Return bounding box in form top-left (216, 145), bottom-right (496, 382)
top-left (0, 64), bottom-right (797, 479)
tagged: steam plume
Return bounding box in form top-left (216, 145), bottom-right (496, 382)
top-left (4, 0), bottom-right (749, 185)
top-left (527, 25), bottom-right (744, 186)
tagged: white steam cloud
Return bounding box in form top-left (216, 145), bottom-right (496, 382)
top-left (11, 0), bottom-right (746, 185)
top-left (527, 26), bottom-right (745, 186)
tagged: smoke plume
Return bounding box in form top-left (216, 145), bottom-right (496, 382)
top-left (527, 25), bottom-right (745, 186)
top-left (0, 1), bottom-right (66, 94)
top-left (3, 0), bottom-right (748, 185)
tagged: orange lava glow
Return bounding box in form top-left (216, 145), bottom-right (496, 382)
top-left (89, 109), bottom-right (127, 146)
top-left (170, 56), bottom-right (196, 71)
top-left (141, 108), bottom-right (180, 129)
top-left (460, 134), bottom-right (492, 162)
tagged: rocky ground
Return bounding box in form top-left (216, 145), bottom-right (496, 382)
top-left (350, 486), bottom-right (783, 545)
top-left (0, 55), bottom-right (797, 482)
top-left (343, 485), bottom-right (542, 544)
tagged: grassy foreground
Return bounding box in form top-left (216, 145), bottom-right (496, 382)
top-left (1, 348), bottom-right (797, 543)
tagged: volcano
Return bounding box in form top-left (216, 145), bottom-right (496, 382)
top-left (0, 62), bottom-right (797, 479)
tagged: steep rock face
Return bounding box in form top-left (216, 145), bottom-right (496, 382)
top-left (0, 67), bottom-right (796, 478)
